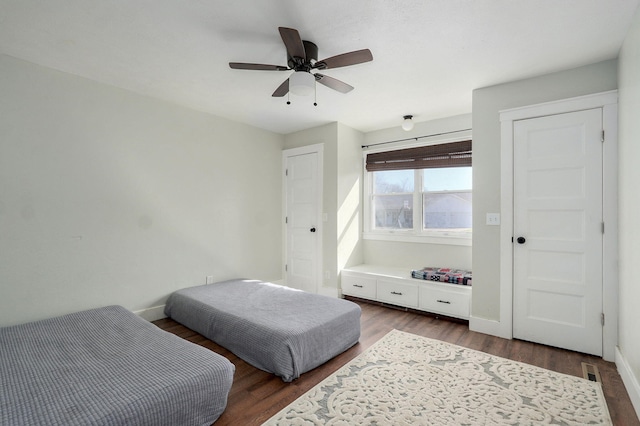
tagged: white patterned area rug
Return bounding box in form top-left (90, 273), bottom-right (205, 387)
top-left (263, 329), bottom-right (612, 425)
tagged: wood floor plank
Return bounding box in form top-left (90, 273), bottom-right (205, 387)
top-left (154, 298), bottom-right (639, 426)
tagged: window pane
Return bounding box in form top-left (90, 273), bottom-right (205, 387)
top-left (373, 170), bottom-right (414, 193)
top-left (423, 167), bottom-right (472, 191)
top-left (423, 191), bottom-right (472, 229)
top-left (373, 194), bottom-right (413, 229)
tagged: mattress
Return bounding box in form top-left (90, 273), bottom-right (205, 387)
top-left (164, 279), bottom-right (361, 382)
top-left (0, 305), bottom-right (235, 426)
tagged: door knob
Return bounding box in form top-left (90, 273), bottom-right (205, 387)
top-left (310, 227), bottom-right (316, 233)
top-left (517, 236), bottom-right (526, 244)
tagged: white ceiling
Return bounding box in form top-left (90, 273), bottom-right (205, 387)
top-left (1, 0), bottom-right (638, 134)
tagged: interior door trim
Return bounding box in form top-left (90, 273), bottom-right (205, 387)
top-left (496, 90), bottom-right (618, 361)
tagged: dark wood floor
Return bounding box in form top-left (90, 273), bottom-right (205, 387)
top-left (153, 298), bottom-right (639, 426)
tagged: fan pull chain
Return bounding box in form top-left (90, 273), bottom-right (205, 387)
top-left (284, 85), bottom-right (318, 106)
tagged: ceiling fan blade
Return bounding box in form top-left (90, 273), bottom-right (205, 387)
top-left (278, 27), bottom-right (306, 59)
top-left (315, 73), bottom-right (354, 94)
top-left (272, 78), bottom-right (289, 97)
top-left (313, 49), bottom-right (373, 70)
top-left (229, 62), bottom-right (289, 71)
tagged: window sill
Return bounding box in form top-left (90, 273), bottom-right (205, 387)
top-left (362, 231), bottom-right (472, 246)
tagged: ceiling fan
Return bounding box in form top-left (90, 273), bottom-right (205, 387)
top-left (229, 27), bottom-right (373, 98)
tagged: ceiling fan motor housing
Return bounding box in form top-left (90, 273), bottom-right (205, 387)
top-left (288, 41), bottom-right (318, 71)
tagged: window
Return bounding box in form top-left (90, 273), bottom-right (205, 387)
top-left (364, 140), bottom-right (472, 244)
top-left (372, 169), bottom-right (414, 229)
top-left (422, 167), bottom-right (472, 230)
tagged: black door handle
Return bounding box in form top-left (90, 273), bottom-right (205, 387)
top-left (517, 236), bottom-right (526, 244)
top-left (310, 227), bottom-right (316, 233)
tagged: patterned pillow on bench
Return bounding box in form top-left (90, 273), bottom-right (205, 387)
top-left (411, 267), bottom-right (472, 286)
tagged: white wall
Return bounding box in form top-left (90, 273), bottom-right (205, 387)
top-left (0, 54), bottom-right (284, 326)
top-left (337, 123), bottom-right (365, 272)
top-left (618, 5), bottom-right (640, 416)
top-left (471, 60), bottom-right (618, 321)
top-left (361, 114), bottom-right (473, 270)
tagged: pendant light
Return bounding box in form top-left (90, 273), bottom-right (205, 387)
top-left (401, 115), bottom-right (414, 131)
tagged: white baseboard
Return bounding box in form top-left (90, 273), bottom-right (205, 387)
top-left (469, 315), bottom-right (512, 340)
top-left (319, 286), bottom-right (340, 298)
top-left (134, 305), bottom-right (166, 322)
top-left (616, 346), bottom-right (640, 420)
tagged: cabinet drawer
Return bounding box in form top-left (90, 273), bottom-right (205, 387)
top-left (341, 274), bottom-right (377, 299)
top-left (419, 287), bottom-right (470, 319)
top-left (377, 279), bottom-right (418, 308)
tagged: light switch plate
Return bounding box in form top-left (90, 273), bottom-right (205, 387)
top-left (486, 213), bottom-right (501, 226)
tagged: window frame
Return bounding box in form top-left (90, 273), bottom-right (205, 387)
top-left (362, 133), bottom-right (472, 246)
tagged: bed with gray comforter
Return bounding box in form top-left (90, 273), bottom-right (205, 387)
top-left (0, 305), bottom-right (235, 426)
top-left (164, 279), bottom-right (361, 382)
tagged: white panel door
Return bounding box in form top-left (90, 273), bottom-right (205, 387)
top-left (513, 108), bottom-right (603, 356)
top-left (285, 152), bottom-right (319, 293)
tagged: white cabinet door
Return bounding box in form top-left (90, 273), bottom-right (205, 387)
top-left (341, 273), bottom-right (377, 299)
top-left (513, 108), bottom-right (603, 356)
top-left (377, 279), bottom-right (418, 308)
top-left (418, 285), bottom-right (470, 319)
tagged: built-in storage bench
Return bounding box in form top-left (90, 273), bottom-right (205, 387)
top-left (341, 264), bottom-right (471, 320)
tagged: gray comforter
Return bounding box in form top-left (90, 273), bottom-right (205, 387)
top-left (0, 305), bottom-right (235, 426)
top-left (164, 279), bottom-right (361, 382)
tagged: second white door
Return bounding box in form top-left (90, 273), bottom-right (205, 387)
top-left (513, 108), bottom-right (603, 356)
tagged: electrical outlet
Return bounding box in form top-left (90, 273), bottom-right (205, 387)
top-left (206, 276), bottom-right (214, 284)
top-left (486, 213), bottom-right (501, 226)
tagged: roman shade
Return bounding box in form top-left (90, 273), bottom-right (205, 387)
top-left (365, 140), bottom-right (472, 172)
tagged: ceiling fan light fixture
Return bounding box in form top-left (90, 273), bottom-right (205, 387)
top-left (289, 71), bottom-right (315, 96)
top-left (402, 115), bottom-right (414, 131)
